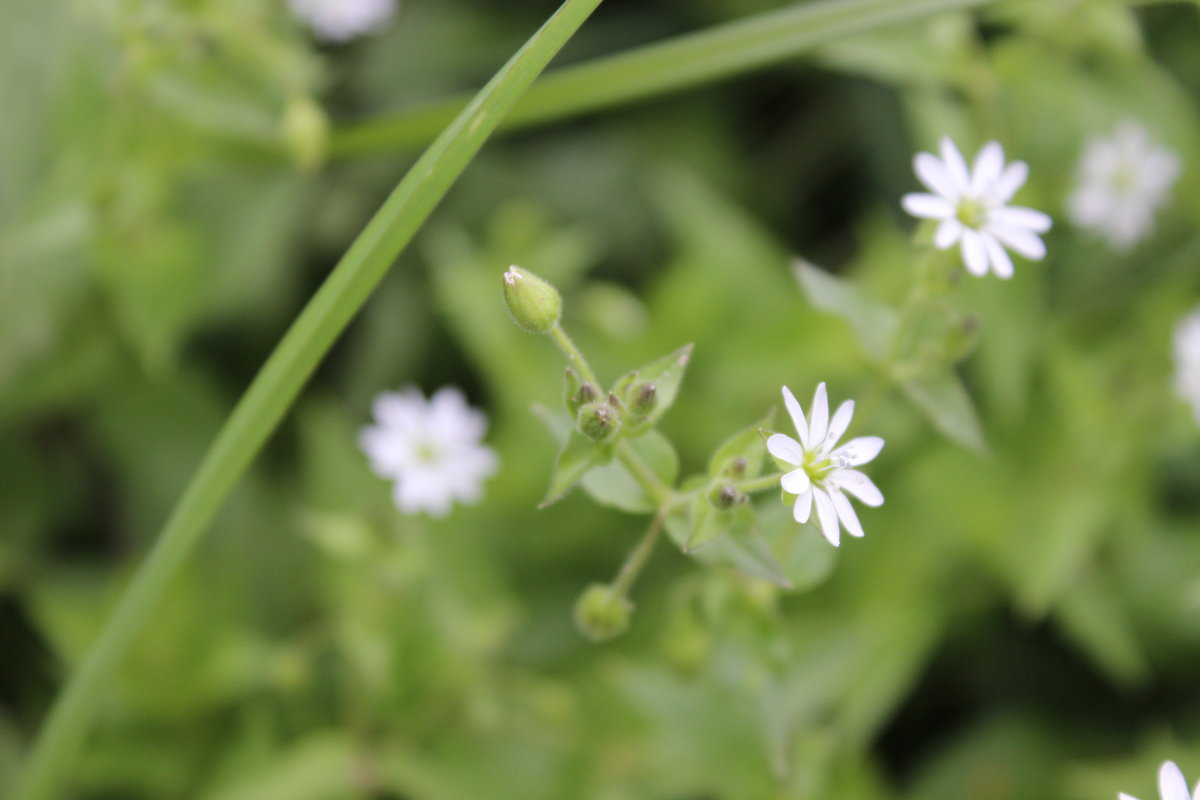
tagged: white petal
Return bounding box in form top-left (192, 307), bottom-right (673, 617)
top-left (781, 468), bottom-right (811, 494)
top-left (829, 469), bottom-right (884, 507)
top-left (971, 141), bottom-right (1005, 196)
top-left (825, 400), bottom-right (855, 448)
top-left (960, 228), bottom-right (990, 276)
top-left (1117, 794), bottom-right (1140, 800)
top-left (793, 487), bottom-right (813, 524)
top-left (781, 385), bottom-right (810, 450)
top-left (991, 205), bottom-right (1053, 233)
top-left (1159, 762), bottom-right (1190, 800)
top-left (902, 193), bottom-right (954, 219)
top-left (988, 222), bottom-right (1047, 260)
top-left (812, 488), bottom-right (840, 546)
top-left (982, 233), bottom-right (1014, 279)
top-left (833, 436), bottom-right (885, 467)
top-left (767, 433), bottom-right (805, 466)
top-left (992, 160), bottom-right (1028, 202)
top-left (914, 151), bottom-right (960, 200)
top-left (940, 137), bottom-right (972, 194)
top-left (808, 383), bottom-right (829, 445)
top-left (934, 218), bottom-right (963, 249)
top-left (830, 489), bottom-right (865, 538)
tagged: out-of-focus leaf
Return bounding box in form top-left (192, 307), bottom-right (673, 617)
top-left (686, 496), bottom-right (754, 552)
top-left (901, 369), bottom-right (987, 452)
top-left (1054, 563), bottom-right (1149, 688)
top-left (793, 259), bottom-right (898, 361)
top-left (580, 430), bottom-right (678, 513)
top-left (666, 509), bottom-right (791, 588)
top-left (540, 432), bottom-right (610, 508)
top-left (202, 733), bottom-right (358, 800)
top-left (758, 502), bottom-right (837, 592)
top-left (708, 409), bottom-right (775, 479)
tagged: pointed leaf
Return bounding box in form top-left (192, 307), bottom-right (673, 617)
top-left (708, 408), bottom-right (776, 479)
top-left (580, 430), bottom-right (678, 513)
top-left (793, 259), bottom-right (898, 361)
top-left (757, 501), bottom-right (836, 592)
top-left (901, 369), bottom-right (987, 452)
top-left (615, 343), bottom-right (694, 430)
top-left (665, 506), bottom-right (791, 588)
top-left (539, 432), bottom-right (611, 508)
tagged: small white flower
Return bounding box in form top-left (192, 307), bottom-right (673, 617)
top-left (1174, 307), bottom-right (1200, 425)
top-left (903, 136), bottom-right (1052, 279)
top-left (1119, 760), bottom-right (1199, 800)
top-left (290, 0), bottom-right (397, 43)
top-left (766, 383), bottom-right (884, 547)
top-left (1069, 121), bottom-right (1181, 250)
top-left (359, 385), bottom-right (498, 517)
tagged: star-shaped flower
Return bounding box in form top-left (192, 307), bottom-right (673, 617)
top-left (359, 385), bottom-right (498, 517)
top-left (903, 136), bottom-right (1052, 279)
top-left (1069, 121), bottom-right (1181, 250)
top-left (290, 0), bottom-right (397, 43)
top-left (766, 383), bottom-right (884, 546)
top-left (1119, 760), bottom-right (1198, 800)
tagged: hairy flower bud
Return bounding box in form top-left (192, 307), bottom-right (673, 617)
top-left (577, 399), bottom-right (620, 442)
top-left (574, 583), bottom-right (632, 642)
top-left (707, 482), bottom-right (745, 510)
top-left (502, 265), bottom-right (562, 334)
top-left (629, 382), bottom-right (658, 418)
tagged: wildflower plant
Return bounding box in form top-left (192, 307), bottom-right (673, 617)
top-left (502, 264), bottom-right (886, 639)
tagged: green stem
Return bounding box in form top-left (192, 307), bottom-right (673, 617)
top-left (735, 473), bottom-right (785, 495)
top-left (616, 440), bottom-right (674, 507)
top-left (610, 512), bottom-right (664, 599)
top-left (15, 3), bottom-right (604, 798)
top-left (331, 0), bottom-right (1001, 158)
top-left (549, 324), bottom-right (599, 386)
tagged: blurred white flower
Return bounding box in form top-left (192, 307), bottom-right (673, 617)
top-left (1119, 760), bottom-right (1198, 800)
top-left (1174, 307), bottom-right (1200, 425)
top-left (766, 383), bottom-right (884, 547)
top-left (903, 136), bottom-right (1052, 279)
top-left (290, 0), bottom-right (396, 43)
top-left (1069, 121), bottom-right (1181, 250)
top-left (359, 386), bottom-right (498, 517)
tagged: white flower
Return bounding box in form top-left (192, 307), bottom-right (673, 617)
top-left (1119, 760), bottom-right (1198, 800)
top-left (903, 136), bottom-right (1052, 279)
top-left (359, 385), bottom-right (498, 517)
top-left (1069, 121), bottom-right (1181, 250)
top-left (1174, 307), bottom-right (1200, 425)
top-left (766, 383), bottom-right (884, 547)
top-left (290, 0), bottom-right (396, 43)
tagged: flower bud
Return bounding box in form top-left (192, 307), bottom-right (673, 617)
top-left (723, 457), bottom-right (747, 479)
top-left (944, 313), bottom-right (980, 363)
top-left (577, 400), bottom-right (620, 442)
top-left (629, 382), bottom-right (657, 418)
top-left (574, 583), bottom-right (632, 642)
top-left (281, 95), bottom-right (329, 172)
top-left (707, 482), bottom-right (745, 510)
top-left (502, 265), bottom-right (562, 334)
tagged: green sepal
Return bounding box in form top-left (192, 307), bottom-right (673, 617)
top-left (539, 431), bottom-right (613, 508)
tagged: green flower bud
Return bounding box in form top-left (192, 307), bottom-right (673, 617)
top-left (629, 382), bottom-right (658, 418)
top-left (707, 482), bottom-right (745, 510)
top-left (281, 95), bottom-right (329, 172)
top-left (502, 265), bottom-right (562, 334)
top-left (944, 313), bottom-right (980, 363)
top-left (574, 583), bottom-right (632, 642)
top-left (723, 457), bottom-right (747, 479)
top-left (577, 399), bottom-right (620, 442)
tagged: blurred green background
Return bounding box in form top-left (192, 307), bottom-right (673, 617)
top-left (3, 0), bottom-right (1200, 797)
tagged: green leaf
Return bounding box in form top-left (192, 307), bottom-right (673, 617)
top-left (793, 258), bottom-right (898, 361)
top-left (580, 430), bottom-right (679, 513)
top-left (708, 409), bottom-right (776, 479)
top-left (665, 506), bottom-right (791, 588)
top-left (540, 432), bottom-right (611, 509)
top-left (614, 342), bottom-right (694, 430)
top-left (901, 369), bottom-right (987, 452)
top-left (758, 501), bottom-right (837, 592)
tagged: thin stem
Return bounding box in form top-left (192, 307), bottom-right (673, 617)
top-left (735, 473), bottom-right (785, 495)
top-left (616, 440), bottom-right (674, 507)
top-left (332, 0), bottom-right (1002, 158)
top-left (548, 324), bottom-right (599, 386)
top-left (610, 512), bottom-right (664, 599)
top-left (15, 3), bottom-right (604, 798)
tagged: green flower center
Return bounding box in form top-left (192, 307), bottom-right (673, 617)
top-left (956, 197), bottom-right (988, 228)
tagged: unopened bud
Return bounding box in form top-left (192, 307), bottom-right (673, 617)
top-left (574, 583), bottom-right (632, 642)
top-left (578, 400), bottom-right (620, 442)
top-left (502, 265), bottom-right (562, 334)
top-left (630, 382), bottom-right (657, 418)
top-left (708, 482), bottom-right (745, 509)
top-left (944, 313), bottom-right (980, 362)
top-left (281, 95), bottom-right (330, 172)
top-left (723, 457), bottom-right (747, 479)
